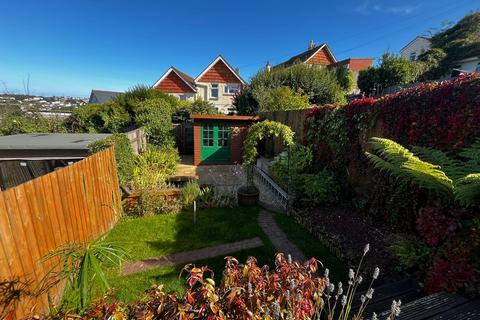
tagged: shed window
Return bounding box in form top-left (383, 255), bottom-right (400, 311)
top-left (210, 84), bottom-right (218, 99)
top-left (217, 125), bottom-right (229, 146)
top-left (202, 124), bottom-right (214, 146)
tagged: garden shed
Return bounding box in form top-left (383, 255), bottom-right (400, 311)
top-left (191, 114), bottom-right (260, 165)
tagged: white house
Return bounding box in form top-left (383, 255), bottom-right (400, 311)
top-left (400, 36), bottom-right (431, 61)
top-left (152, 56), bottom-right (246, 114)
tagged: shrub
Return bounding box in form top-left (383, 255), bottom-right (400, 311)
top-left (131, 145), bottom-right (179, 191)
top-left (388, 234), bottom-right (431, 270)
top-left (133, 98), bottom-right (176, 147)
top-left (67, 102), bottom-right (131, 133)
top-left (88, 133), bottom-right (136, 186)
top-left (293, 170), bottom-right (339, 205)
top-left (0, 113), bottom-right (67, 135)
top-left (357, 53), bottom-right (419, 95)
top-left (190, 98), bottom-right (219, 115)
top-left (182, 181), bottom-right (201, 207)
top-left (137, 190), bottom-right (182, 216)
top-left (34, 249), bottom-right (402, 320)
top-left (254, 86), bottom-right (310, 112)
top-left (38, 239), bottom-right (127, 311)
top-left (335, 66), bottom-right (355, 92)
top-left (270, 144), bottom-right (312, 188)
top-left (235, 63), bottom-right (346, 114)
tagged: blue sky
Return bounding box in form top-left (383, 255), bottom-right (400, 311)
top-left (0, 0), bottom-right (478, 97)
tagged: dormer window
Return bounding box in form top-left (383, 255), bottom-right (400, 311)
top-left (210, 83), bottom-right (219, 99)
top-left (409, 52), bottom-right (416, 61)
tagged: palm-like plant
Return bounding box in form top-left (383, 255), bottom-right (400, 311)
top-left (38, 239), bottom-right (128, 310)
top-left (365, 137), bottom-right (480, 206)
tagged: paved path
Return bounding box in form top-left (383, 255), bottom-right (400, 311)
top-left (258, 210), bottom-right (306, 263)
top-left (122, 237), bottom-right (263, 275)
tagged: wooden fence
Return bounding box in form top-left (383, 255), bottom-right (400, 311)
top-left (0, 147), bottom-right (121, 319)
top-left (260, 109), bottom-right (309, 154)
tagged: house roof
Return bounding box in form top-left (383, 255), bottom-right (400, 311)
top-left (329, 58), bottom-right (374, 71)
top-left (195, 55), bottom-right (246, 85)
top-left (191, 114), bottom-right (260, 121)
top-left (88, 90), bottom-right (123, 104)
top-left (274, 43), bottom-right (337, 68)
top-left (400, 36), bottom-right (431, 53)
top-left (152, 67), bottom-right (197, 92)
top-left (0, 133), bottom-right (112, 150)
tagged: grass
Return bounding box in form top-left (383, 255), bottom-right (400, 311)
top-left (100, 207), bottom-right (346, 302)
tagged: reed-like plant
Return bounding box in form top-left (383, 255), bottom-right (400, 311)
top-left (37, 239), bottom-right (128, 311)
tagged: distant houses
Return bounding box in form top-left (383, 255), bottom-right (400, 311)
top-left (152, 55), bottom-right (246, 114)
top-left (400, 36), bottom-right (431, 61)
top-left (273, 41), bottom-right (374, 93)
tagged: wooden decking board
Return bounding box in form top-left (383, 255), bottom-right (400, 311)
top-left (353, 279), bottom-right (420, 310)
top-left (376, 292), bottom-right (468, 320)
top-left (429, 300), bottom-right (480, 319)
top-left (363, 290), bottom-right (423, 316)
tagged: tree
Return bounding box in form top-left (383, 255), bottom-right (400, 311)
top-left (234, 63), bottom-right (346, 114)
top-left (190, 98), bottom-right (219, 115)
top-left (335, 66), bottom-right (355, 93)
top-left (254, 86), bottom-right (310, 112)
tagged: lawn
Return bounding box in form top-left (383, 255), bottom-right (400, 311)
top-left (102, 207), bottom-right (346, 302)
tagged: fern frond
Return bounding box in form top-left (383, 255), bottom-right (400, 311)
top-left (412, 146), bottom-right (465, 180)
top-left (459, 138), bottom-right (480, 163)
top-left (454, 173), bottom-right (480, 207)
top-left (367, 138), bottom-right (454, 197)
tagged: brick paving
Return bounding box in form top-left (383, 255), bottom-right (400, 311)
top-left (258, 210), bottom-right (306, 263)
top-left (122, 237), bottom-right (263, 275)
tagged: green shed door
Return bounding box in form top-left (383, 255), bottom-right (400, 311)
top-left (200, 123), bottom-right (231, 163)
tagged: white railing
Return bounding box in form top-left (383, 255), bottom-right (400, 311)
top-left (253, 165), bottom-right (288, 210)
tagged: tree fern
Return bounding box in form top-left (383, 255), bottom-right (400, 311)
top-left (412, 146), bottom-right (465, 180)
top-left (459, 138), bottom-right (480, 163)
top-left (454, 173), bottom-right (480, 206)
top-left (366, 138), bottom-right (454, 197)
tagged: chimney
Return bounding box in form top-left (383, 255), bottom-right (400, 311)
top-left (309, 40), bottom-right (316, 50)
top-left (265, 61), bottom-right (271, 72)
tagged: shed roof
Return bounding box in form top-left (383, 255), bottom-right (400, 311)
top-left (0, 133), bottom-right (112, 150)
top-left (190, 114), bottom-right (261, 121)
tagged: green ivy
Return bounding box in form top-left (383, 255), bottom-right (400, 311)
top-left (243, 120), bottom-right (295, 166)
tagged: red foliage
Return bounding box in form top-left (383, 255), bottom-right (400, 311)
top-left (425, 258), bottom-right (477, 294)
top-left (416, 206), bottom-right (461, 246)
top-left (344, 97), bottom-right (376, 119)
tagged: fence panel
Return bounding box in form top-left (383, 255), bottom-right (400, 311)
top-left (0, 147), bottom-right (121, 318)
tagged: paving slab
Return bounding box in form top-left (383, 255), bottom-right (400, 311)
top-left (122, 237), bottom-right (263, 275)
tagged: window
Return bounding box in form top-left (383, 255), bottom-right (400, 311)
top-left (217, 125), bottom-right (229, 147)
top-left (210, 84), bottom-right (218, 99)
top-left (224, 84), bottom-right (240, 95)
top-left (409, 52), bottom-right (416, 61)
top-left (202, 124), bottom-right (214, 146)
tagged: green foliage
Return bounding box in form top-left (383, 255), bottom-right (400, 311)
top-left (254, 86), bottom-right (310, 112)
top-left (67, 102), bottom-right (131, 133)
top-left (335, 66), bottom-right (355, 92)
top-left (357, 67), bottom-right (378, 96)
top-left (293, 170), bottom-right (339, 205)
top-left (388, 234), bottom-right (431, 270)
top-left (133, 98), bottom-right (176, 147)
top-left (419, 12), bottom-right (480, 79)
top-left (270, 144), bottom-right (312, 188)
top-left (39, 239), bottom-right (127, 311)
top-left (0, 113), bottom-right (66, 135)
top-left (190, 98), bottom-right (219, 115)
top-left (131, 145), bottom-right (179, 191)
top-left (88, 133), bottom-right (136, 186)
top-left (235, 63), bottom-right (346, 114)
top-left (366, 137), bottom-right (480, 206)
top-left (243, 120), bottom-right (295, 166)
top-left (233, 86), bottom-right (259, 115)
top-left (358, 53), bottom-right (419, 95)
top-left (182, 181), bottom-right (201, 207)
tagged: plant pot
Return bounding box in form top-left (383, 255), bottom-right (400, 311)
top-left (237, 186), bottom-right (259, 206)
